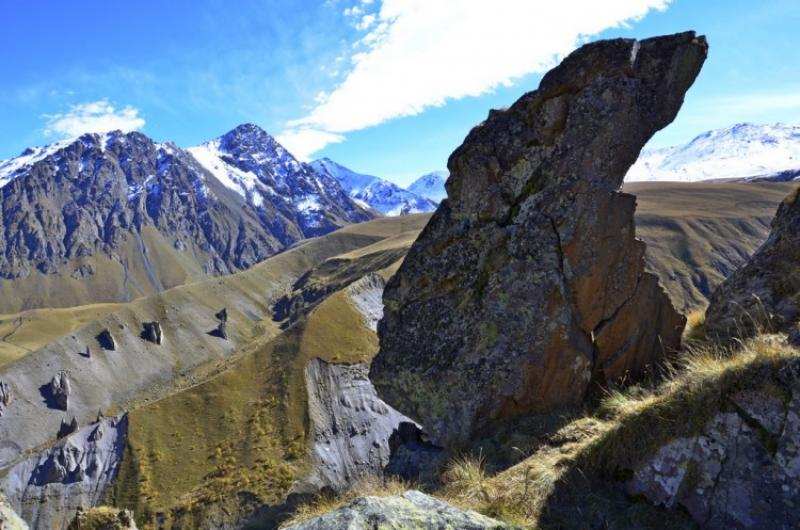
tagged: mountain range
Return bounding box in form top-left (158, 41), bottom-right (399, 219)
top-left (626, 122), bottom-right (800, 182)
top-left (310, 158), bottom-right (445, 215)
top-left (0, 124), bottom-right (373, 312)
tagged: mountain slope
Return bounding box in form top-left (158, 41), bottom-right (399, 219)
top-left (0, 214), bottom-right (429, 529)
top-left (0, 126), bottom-right (373, 313)
top-left (407, 170), bottom-right (447, 203)
top-left (626, 123), bottom-right (800, 182)
top-left (627, 180), bottom-right (797, 311)
top-left (310, 158), bottom-right (436, 215)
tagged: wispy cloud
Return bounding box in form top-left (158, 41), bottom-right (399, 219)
top-left (281, 0), bottom-right (671, 157)
top-left (277, 128), bottom-right (345, 160)
top-left (43, 99), bottom-right (145, 138)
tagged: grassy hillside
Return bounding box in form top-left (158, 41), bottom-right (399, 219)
top-left (0, 215), bottom-right (429, 480)
top-left (627, 181), bottom-right (796, 311)
top-left (109, 262), bottom-right (402, 528)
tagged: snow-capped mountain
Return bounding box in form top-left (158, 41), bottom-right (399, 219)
top-left (0, 126), bottom-right (373, 311)
top-left (408, 170), bottom-right (448, 203)
top-left (310, 158), bottom-right (436, 216)
top-left (189, 124), bottom-right (371, 237)
top-left (626, 123), bottom-right (800, 182)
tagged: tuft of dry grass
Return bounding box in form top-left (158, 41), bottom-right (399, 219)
top-left (280, 477), bottom-right (412, 528)
top-left (682, 308), bottom-right (707, 343)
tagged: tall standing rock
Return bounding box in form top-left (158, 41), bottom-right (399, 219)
top-left (706, 187), bottom-right (800, 341)
top-left (48, 371), bottom-right (71, 411)
top-left (371, 32), bottom-right (705, 448)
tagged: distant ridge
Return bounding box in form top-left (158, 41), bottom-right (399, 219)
top-left (310, 158), bottom-right (436, 215)
top-left (626, 122), bottom-right (800, 182)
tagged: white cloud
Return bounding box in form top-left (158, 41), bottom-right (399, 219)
top-left (356, 14), bottom-right (376, 30)
top-left (282, 0), bottom-right (671, 156)
top-left (43, 99), bottom-right (145, 138)
top-left (277, 128), bottom-right (345, 161)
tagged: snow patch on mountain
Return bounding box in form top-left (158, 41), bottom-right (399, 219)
top-left (310, 158), bottom-right (436, 216)
top-left (0, 139), bottom-right (72, 189)
top-left (626, 123), bottom-right (800, 182)
top-left (408, 170), bottom-right (448, 203)
top-left (187, 139), bottom-right (260, 199)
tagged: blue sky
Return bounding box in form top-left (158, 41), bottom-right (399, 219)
top-left (1, 0), bottom-right (799, 186)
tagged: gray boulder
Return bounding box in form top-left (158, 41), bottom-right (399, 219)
top-left (371, 32), bottom-right (705, 448)
top-left (57, 417), bottom-right (78, 439)
top-left (282, 490), bottom-right (512, 529)
top-left (96, 330), bottom-right (115, 351)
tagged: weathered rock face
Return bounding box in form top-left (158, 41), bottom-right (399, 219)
top-left (47, 372), bottom-right (71, 411)
top-left (706, 187), bottom-right (800, 341)
top-left (371, 32), bottom-right (705, 447)
top-left (345, 273), bottom-right (385, 332)
top-left (282, 490), bottom-right (511, 530)
top-left (0, 380), bottom-right (11, 417)
top-left (627, 360), bottom-right (800, 529)
top-left (1, 415), bottom-right (127, 530)
top-left (297, 358), bottom-right (415, 494)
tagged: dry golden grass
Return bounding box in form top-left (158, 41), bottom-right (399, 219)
top-left (280, 477), bottom-right (412, 528)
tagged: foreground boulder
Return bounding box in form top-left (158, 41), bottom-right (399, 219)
top-left (706, 187), bottom-right (800, 340)
top-left (371, 32), bottom-right (705, 447)
top-left (283, 490), bottom-right (511, 529)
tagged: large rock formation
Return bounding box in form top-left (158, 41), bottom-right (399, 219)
top-left (706, 187), bottom-right (800, 340)
top-left (371, 32), bottom-right (705, 447)
top-left (1, 415), bottom-right (127, 530)
top-left (283, 490), bottom-right (511, 530)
